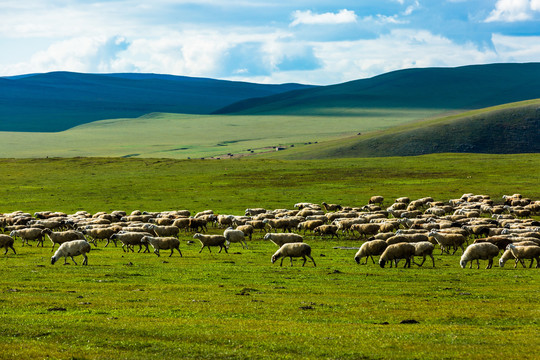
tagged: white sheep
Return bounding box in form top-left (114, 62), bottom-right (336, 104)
top-left (10, 228), bottom-right (45, 247)
top-left (506, 244), bottom-right (540, 268)
top-left (236, 224), bottom-right (254, 240)
top-left (369, 195), bottom-right (384, 206)
top-left (459, 243), bottom-right (500, 269)
top-left (271, 242), bottom-right (316, 267)
top-left (379, 243), bottom-right (415, 268)
top-left (0, 234), bottom-right (16, 255)
top-left (51, 240), bottom-right (91, 265)
top-left (193, 233), bottom-right (228, 253)
top-left (354, 240), bottom-right (388, 265)
top-left (263, 233), bottom-right (303, 247)
top-left (110, 232), bottom-right (151, 253)
top-left (428, 230), bottom-right (467, 255)
top-left (412, 241), bottom-right (435, 267)
top-left (141, 236), bottom-right (182, 257)
top-left (498, 249), bottom-right (528, 268)
top-left (223, 227), bottom-right (248, 249)
top-left (42, 228), bottom-right (87, 252)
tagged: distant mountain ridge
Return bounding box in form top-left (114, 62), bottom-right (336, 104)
top-left (214, 62), bottom-right (540, 115)
top-left (0, 72), bottom-right (313, 132)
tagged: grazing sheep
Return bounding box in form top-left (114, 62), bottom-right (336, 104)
top-left (297, 220), bottom-right (324, 235)
top-left (82, 226), bottom-right (121, 247)
top-left (0, 234), bottom-right (16, 255)
top-left (506, 244), bottom-right (540, 268)
top-left (51, 240), bottom-right (91, 265)
top-left (412, 241), bottom-right (435, 267)
top-left (379, 243), bottom-right (416, 268)
top-left (369, 196), bottom-right (384, 206)
top-left (322, 202), bottom-right (342, 212)
top-left (223, 227), bottom-right (248, 249)
top-left (110, 232), bottom-right (151, 253)
top-left (193, 233), bottom-right (228, 253)
top-left (271, 242), bottom-right (316, 267)
top-left (42, 228), bottom-right (87, 252)
top-left (10, 228), bottom-right (45, 247)
top-left (351, 223), bottom-right (380, 239)
top-left (313, 225), bottom-right (339, 239)
top-left (459, 243), bottom-right (500, 269)
top-left (354, 240), bottom-right (388, 265)
top-left (189, 218), bottom-right (208, 232)
top-left (263, 233), bottom-right (303, 247)
top-left (141, 236), bottom-right (182, 257)
top-left (428, 230), bottom-right (467, 255)
top-left (236, 224), bottom-right (254, 241)
top-left (149, 225), bottom-right (180, 238)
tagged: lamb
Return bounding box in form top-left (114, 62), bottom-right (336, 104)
top-left (141, 236), bottom-right (182, 257)
top-left (236, 225), bottom-right (254, 240)
top-left (354, 240), bottom-right (388, 265)
top-left (223, 227), bottom-right (248, 249)
top-left (379, 243), bottom-right (416, 268)
top-left (313, 225), bottom-right (339, 239)
top-left (51, 240), bottom-right (91, 265)
top-left (263, 233), bottom-right (303, 247)
top-left (271, 242), bottom-right (316, 267)
top-left (412, 241), bottom-right (435, 267)
top-left (428, 230), bottom-right (467, 255)
top-left (459, 243), bottom-right (500, 269)
top-left (42, 228), bottom-right (87, 252)
top-left (10, 228), bottom-right (45, 247)
top-left (0, 234), bottom-right (16, 255)
top-left (506, 244), bottom-right (540, 268)
top-left (110, 232), bottom-right (151, 253)
top-left (193, 233), bottom-right (228, 253)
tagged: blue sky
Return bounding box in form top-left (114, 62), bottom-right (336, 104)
top-left (1, 0), bottom-right (540, 84)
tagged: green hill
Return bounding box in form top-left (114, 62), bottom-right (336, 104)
top-left (215, 63), bottom-right (540, 115)
top-left (262, 99), bottom-right (540, 159)
top-left (0, 72), bottom-right (312, 132)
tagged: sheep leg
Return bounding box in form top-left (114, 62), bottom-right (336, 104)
top-left (51, 243), bottom-right (56, 252)
top-left (154, 249), bottom-right (160, 257)
top-left (369, 255), bottom-right (376, 264)
top-left (280, 258), bottom-right (284, 267)
top-left (302, 256), bottom-right (307, 267)
top-left (82, 254), bottom-right (88, 265)
top-left (290, 257), bottom-right (294, 267)
top-left (176, 247), bottom-right (182, 257)
top-left (198, 245), bottom-right (206, 253)
top-left (71, 256), bottom-right (78, 265)
top-left (430, 254), bottom-right (435, 267)
top-left (415, 256), bottom-right (426, 267)
top-left (476, 259), bottom-right (480, 269)
top-left (222, 245), bottom-right (228, 254)
top-left (308, 255), bottom-right (316, 267)
top-left (486, 258), bottom-right (493, 269)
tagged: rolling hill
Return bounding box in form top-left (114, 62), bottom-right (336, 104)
top-left (215, 63), bottom-right (540, 115)
top-left (262, 99), bottom-right (540, 159)
top-left (0, 72), bottom-right (312, 132)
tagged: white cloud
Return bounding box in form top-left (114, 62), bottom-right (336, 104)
top-left (403, 0), bottom-right (420, 16)
top-left (290, 9), bottom-right (357, 27)
top-left (485, 0), bottom-right (540, 22)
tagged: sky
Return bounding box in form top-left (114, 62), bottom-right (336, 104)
top-left (1, 0), bottom-right (540, 85)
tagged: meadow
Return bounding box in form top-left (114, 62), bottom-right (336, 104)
top-left (1, 154), bottom-right (539, 359)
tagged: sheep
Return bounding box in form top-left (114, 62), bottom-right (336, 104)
top-left (271, 242), bottom-right (316, 267)
top-left (82, 226), bottom-right (121, 247)
top-left (386, 234), bottom-right (428, 245)
top-left (506, 244), bottom-right (540, 268)
top-left (354, 240), bottom-right (388, 265)
top-left (428, 230), bottom-right (467, 255)
top-left (193, 233), bottom-right (228, 253)
top-left (217, 214), bottom-right (235, 228)
top-left (263, 233), bottom-right (303, 247)
top-left (459, 243), bottom-right (500, 269)
top-left (245, 208), bottom-right (267, 216)
top-left (110, 232), bottom-right (151, 253)
top-left (351, 223), bottom-right (380, 239)
top-left (245, 220), bottom-right (267, 233)
top-left (223, 227), bottom-right (248, 249)
top-left (172, 217), bottom-right (191, 232)
top-left (141, 236), bottom-right (182, 257)
top-left (297, 220), bottom-right (324, 235)
top-left (369, 196), bottom-right (384, 206)
top-left (236, 224), bottom-right (254, 240)
top-left (10, 228), bottom-right (45, 247)
top-left (51, 240), bottom-right (91, 265)
top-left (321, 202), bottom-right (342, 212)
top-left (412, 241), bottom-right (435, 267)
top-left (395, 197), bottom-right (410, 204)
top-left (148, 225), bottom-right (180, 238)
top-left (0, 234), bottom-right (16, 255)
top-left (472, 236), bottom-right (513, 252)
top-left (262, 218), bottom-right (293, 233)
top-left (313, 225), bottom-right (339, 239)
top-left (379, 243), bottom-right (416, 268)
top-left (189, 218), bottom-right (208, 232)
top-left (42, 228), bottom-right (87, 252)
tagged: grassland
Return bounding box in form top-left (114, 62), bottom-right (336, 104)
top-left (0, 109), bottom-right (438, 159)
top-left (0, 154), bottom-right (539, 359)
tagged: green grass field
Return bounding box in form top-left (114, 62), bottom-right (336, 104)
top-left (1, 154), bottom-right (539, 359)
top-left (0, 109), bottom-right (442, 159)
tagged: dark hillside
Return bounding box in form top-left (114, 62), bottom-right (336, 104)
top-left (215, 63), bottom-right (540, 115)
top-left (0, 72), bottom-right (312, 132)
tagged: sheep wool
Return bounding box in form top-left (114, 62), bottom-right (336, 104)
top-left (51, 240), bottom-right (91, 266)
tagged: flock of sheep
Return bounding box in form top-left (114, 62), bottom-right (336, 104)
top-left (1, 193), bottom-right (539, 269)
